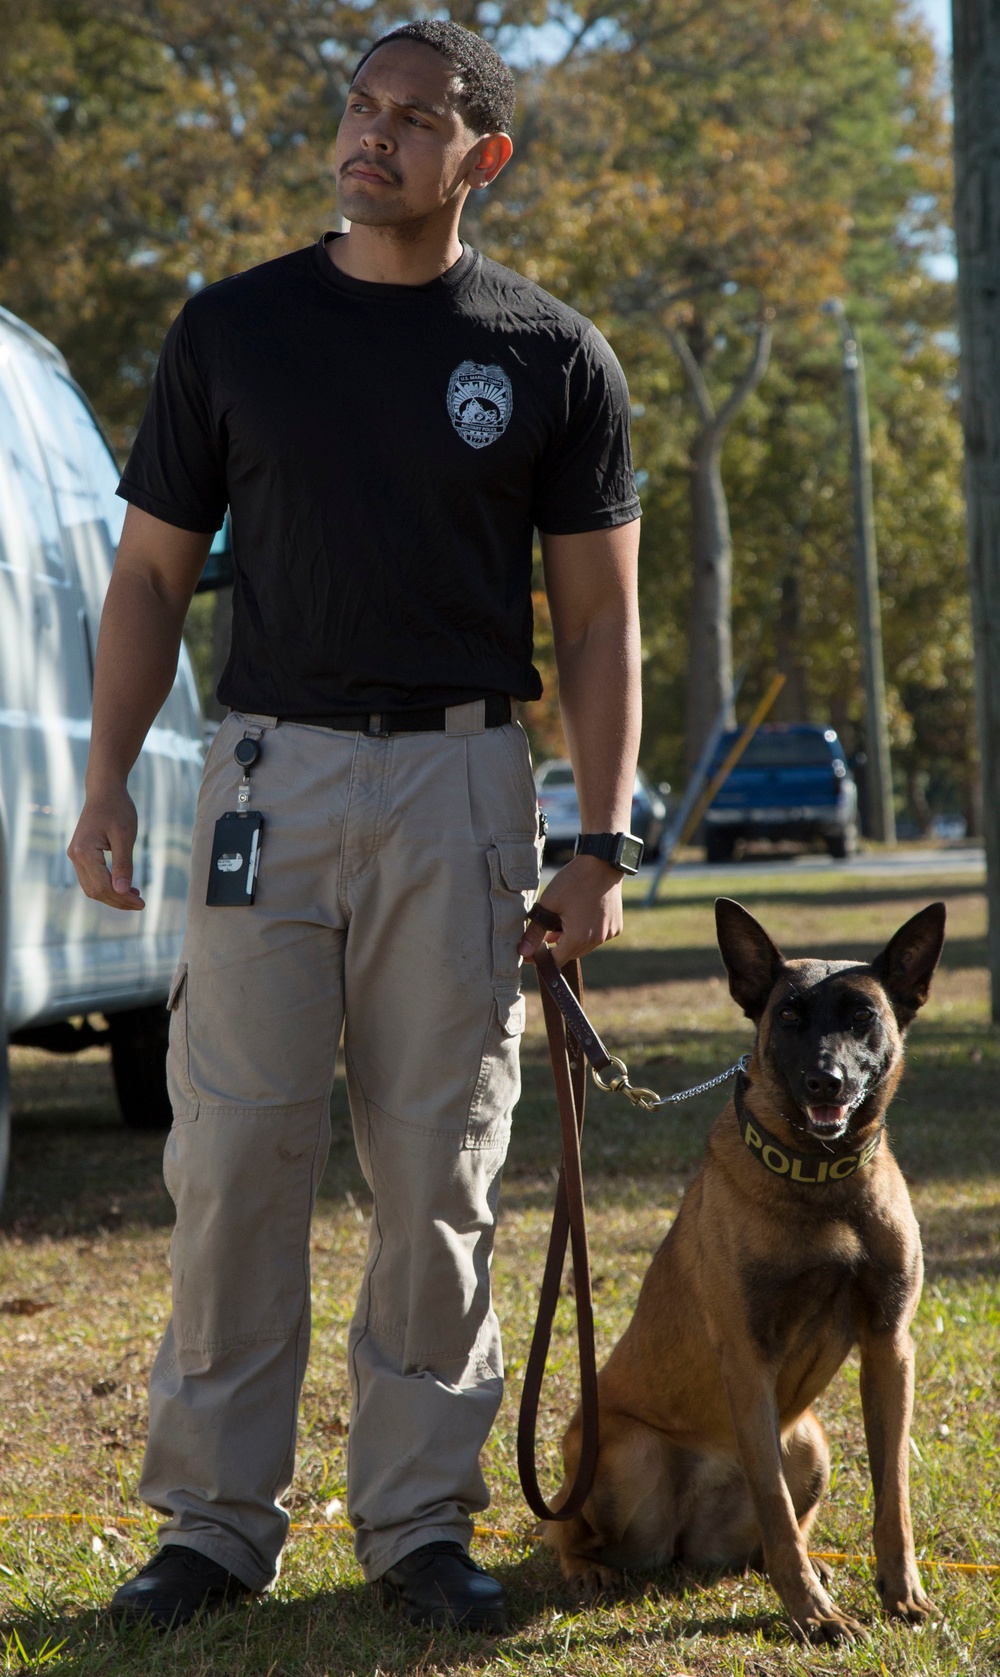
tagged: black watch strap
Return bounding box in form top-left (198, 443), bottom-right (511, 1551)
top-left (575, 831), bottom-right (644, 875)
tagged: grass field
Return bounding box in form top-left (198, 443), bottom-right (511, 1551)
top-left (1, 865), bottom-right (998, 1675)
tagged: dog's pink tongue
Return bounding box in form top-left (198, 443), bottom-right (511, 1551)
top-left (809, 1104), bottom-right (846, 1127)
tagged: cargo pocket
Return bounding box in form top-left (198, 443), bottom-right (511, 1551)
top-left (465, 834), bottom-right (540, 1149)
top-left (486, 835), bottom-right (542, 999)
top-left (165, 963), bottom-right (198, 1121)
top-left (466, 991), bottom-right (526, 1148)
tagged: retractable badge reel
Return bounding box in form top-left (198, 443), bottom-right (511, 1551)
top-left (206, 734), bottom-right (265, 906)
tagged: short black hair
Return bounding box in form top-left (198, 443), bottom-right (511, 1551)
top-left (352, 21), bottom-right (515, 136)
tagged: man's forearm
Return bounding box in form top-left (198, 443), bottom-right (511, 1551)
top-left (86, 566), bottom-right (190, 790)
top-left (71, 506), bottom-right (211, 910)
top-left (556, 602), bottom-right (642, 835)
top-left (518, 519), bottom-right (641, 966)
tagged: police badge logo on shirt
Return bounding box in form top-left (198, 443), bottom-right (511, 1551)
top-left (446, 362), bottom-right (512, 449)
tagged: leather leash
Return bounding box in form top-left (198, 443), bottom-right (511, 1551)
top-left (516, 905), bottom-right (600, 1522)
top-left (515, 903), bottom-right (751, 1521)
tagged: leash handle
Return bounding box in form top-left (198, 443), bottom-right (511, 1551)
top-left (532, 944), bottom-right (616, 1080)
top-left (517, 941), bottom-right (600, 1523)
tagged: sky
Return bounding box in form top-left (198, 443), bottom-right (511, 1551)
top-left (508, 0), bottom-right (953, 76)
top-left (912, 0), bottom-right (956, 280)
top-left (916, 0), bottom-right (952, 56)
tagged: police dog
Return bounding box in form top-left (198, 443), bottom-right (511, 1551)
top-left (545, 897), bottom-right (946, 1644)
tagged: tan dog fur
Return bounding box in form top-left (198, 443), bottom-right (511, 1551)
top-left (544, 898), bottom-right (946, 1644)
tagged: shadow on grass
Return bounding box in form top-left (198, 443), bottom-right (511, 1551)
top-left (920, 1199), bottom-right (1000, 1279)
top-left (576, 934), bottom-right (988, 990)
top-left (3, 1052), bottom-right (176, 1241)
top-left (637, 878), bottom-right (984, 913)
top-left (0, 1552), bottom-right (797, 1677)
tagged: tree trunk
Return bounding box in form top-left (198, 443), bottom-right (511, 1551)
top-left (667, 319), bottom-right (773, 774)
top-left (685, 433), bottom-right (735, 770)
top-left (964, 757), bottom-right (983, 839)
top-left (905, 765), bottom-right (933, 837)
top-left (952, 0), bottom-right (1000, 1015)
top-left (772, 561), bottom-right (809, 722)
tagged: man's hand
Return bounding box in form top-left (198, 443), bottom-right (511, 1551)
top-left (517, 853), bottom-right (623, 967)
top-left (68, 783), bottom-right (145, 911)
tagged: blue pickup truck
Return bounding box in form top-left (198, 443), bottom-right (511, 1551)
top-left (704, 724), bottom-right (859, 862)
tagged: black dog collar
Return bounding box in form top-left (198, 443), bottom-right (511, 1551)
top-left (734, 1072), bottom-right (883, 1184)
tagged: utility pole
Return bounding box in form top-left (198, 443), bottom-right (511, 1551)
top-left (822, 300), bottom-right (896, 844)
top-left (952, 0), bottom-right (1000, 1018)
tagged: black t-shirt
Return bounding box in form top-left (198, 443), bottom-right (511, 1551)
top-left (119, 235), bottom-right (640, 715)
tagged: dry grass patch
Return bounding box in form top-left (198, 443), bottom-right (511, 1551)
top-left (2, 867), bottom-right (998, 1674)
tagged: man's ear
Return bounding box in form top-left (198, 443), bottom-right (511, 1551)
top-left (467, 131), bottom-right (513, 189)
top-left (871, 902), bottom-right (946, 1027)
top-left (715, 898), bottom-right (786, 1022)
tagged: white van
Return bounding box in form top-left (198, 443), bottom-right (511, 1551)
top-left (0, 304), bottom-right (217, 1206)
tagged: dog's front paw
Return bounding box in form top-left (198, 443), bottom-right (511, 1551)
top-left (561, 1557), bottom-right (618, 1598)
top-left (791, 1603), bottom-right (865, 1643)
top-left (788, 1595), bottom-right (865, 1645)
top-left (877, 1573), bottom-right (933, 1623)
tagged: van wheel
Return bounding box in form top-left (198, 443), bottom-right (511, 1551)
top-left (1, 864), bottom-right (9, 1207)
top-left (827, 823), bottom-right (858, 860)
top-left (108, 1007), bottom-right (173, 1131)
top-left (705, 830), bottom-right (735, 863)
top-left (0, 1024), bottom-right (10, 1213)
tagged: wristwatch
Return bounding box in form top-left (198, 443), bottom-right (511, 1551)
top-left (575, 831), bottom-right (644, 875)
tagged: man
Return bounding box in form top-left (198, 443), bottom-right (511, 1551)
top-left (69, 19), bottom-right (641, 1634)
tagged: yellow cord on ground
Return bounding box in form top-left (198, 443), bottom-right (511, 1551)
top-left (1, 1516), bottom-right (997, 1573)
top-left (808, 1549), bottom-right (1000, 1576)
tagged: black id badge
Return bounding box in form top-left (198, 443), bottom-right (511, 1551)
top-left (206, 811), bottom-right (264, 906)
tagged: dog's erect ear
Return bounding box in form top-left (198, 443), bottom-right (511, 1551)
top-left (871, 902), bottom-right (946, 1025)
top-left (715, 898), bottom-right (786, 1022)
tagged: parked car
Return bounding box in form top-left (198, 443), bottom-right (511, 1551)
top-left (534, 759), bottom-right (668, 864)
top-left (703, 724), bottom-right (859, 862)
top-left (0, 304), bottom-right (228, 1206)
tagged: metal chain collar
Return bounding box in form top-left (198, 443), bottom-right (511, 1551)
top-left (591, 1052), bottom-right (752, 1112)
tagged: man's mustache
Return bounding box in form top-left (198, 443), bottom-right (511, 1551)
top-left (339, 155), bottom-right (403, 187)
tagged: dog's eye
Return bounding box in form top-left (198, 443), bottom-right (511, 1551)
top-left (853, 1005), bottom-right (874, 1024)
top-left (779, 1006), bottom-right (799, 1023)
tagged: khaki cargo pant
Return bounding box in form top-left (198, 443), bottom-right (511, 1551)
top-left (139, 702), bottom-right (541, 1588)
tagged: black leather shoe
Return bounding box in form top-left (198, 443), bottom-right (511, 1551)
top-left (109, 1544), bottom-right (252, 1630)
top-left (376, 1540), bottom-right (507, 1632)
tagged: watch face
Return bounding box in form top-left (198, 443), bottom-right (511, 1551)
top-left (617, 835), bottom-right (644, 874)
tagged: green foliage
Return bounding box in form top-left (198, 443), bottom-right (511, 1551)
top-left (1, 0), bottom-right (349, 446)
top-left (721, 324), bottom-right (971, 816)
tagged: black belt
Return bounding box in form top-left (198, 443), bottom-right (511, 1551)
top-left (280, 695), bottom-right (512, 737)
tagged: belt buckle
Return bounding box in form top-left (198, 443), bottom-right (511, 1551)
top-left (367, 713), bottom-right (390, 737)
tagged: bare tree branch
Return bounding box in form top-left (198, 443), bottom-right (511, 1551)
top-left (713, 319), bottom-right (774, 434)
top-left (557, 1), bottom-right (614, 65)
top-left (665, 323), bottom-right (715, 426)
